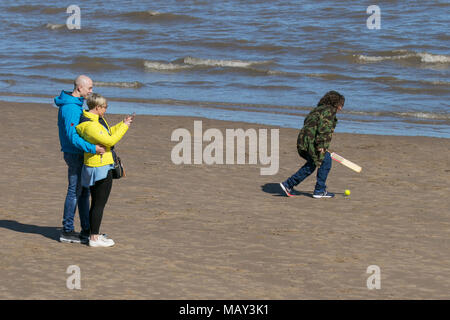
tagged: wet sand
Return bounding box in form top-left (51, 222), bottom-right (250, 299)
top-left (0, 100), bottom-right (449, 299)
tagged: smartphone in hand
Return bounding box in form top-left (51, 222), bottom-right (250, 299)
top-left (126, 112), bottom-right (135, 121)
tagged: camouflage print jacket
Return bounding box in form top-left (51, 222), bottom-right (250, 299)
top-left (297, 104), bottom-right (338, 166)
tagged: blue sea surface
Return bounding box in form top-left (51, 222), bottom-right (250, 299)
top-left (0, 0), bottom-right (448, 137)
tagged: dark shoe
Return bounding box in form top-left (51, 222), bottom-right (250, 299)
top-left (79, 230), bottom-right (90, 244)
top-left (313, 190), bottom-right (335, 199)
top-left (60, 230), bottom-right (81, 244)
top-left (280, 182), bottom-right (293, 197)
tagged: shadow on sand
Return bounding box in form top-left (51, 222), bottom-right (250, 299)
top-left (0, 220), bottom-right (61, 242)
top-left (261, 183), bottom-right (313, 198)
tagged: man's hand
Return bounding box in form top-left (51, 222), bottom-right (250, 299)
top-left (96, 145), bottom-right (106, 155)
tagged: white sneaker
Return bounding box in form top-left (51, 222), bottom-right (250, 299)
top-left (89, 234), bottom-right (115, 247)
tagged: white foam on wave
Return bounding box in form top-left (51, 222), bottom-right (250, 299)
top-left (144, 57), bottom-right (271, 71)
top-left (418, 53), bottom-right (450, 63)
top-left (356, 53), bottom-right (414, 62)
top-left (147, 10), bottom-right (161, 16)
top-left (45, 23), bottom-right (65, 30)
top-left (357, 52), bottom-right (450, 64)
top-left (183, 56), bottom-right (267, 68)
top-left (396, 112), bottom-right (450, 120)
top-left (346, 110), bottom-right (450, 121)
top-left (430, 80), bottom-right (450, 85)
top-left (144, 61), bottom-right (190, 71)
top-left (93, 81), bottom-right (143, 88)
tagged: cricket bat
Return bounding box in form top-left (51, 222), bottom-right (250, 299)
top-left (330, 152), bottom-right (362, 173)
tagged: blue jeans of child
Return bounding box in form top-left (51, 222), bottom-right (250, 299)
top-left (62, 153), bottom-right (90, 233)
top-left (284, 151), bottom-right (332, 193)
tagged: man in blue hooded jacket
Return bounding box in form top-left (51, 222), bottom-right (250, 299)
top-left (55, 75), bottom-right (105, 244)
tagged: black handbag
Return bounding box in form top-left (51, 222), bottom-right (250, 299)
top-left (111, 148), bottom-right (125, 179)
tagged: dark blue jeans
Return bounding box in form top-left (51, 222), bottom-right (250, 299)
top-left (63, 153), bottom-right (90, 233)
top-left (284, 152), bottom-right (332, 193)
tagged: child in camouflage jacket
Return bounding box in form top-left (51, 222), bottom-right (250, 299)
top-left (280, 91), bottom-right (345, 198)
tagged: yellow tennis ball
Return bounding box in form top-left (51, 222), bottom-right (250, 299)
top-left (344, 189), bottom-right (351, 196)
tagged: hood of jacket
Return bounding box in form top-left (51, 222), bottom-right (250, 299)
top-left (54, 90), bottom-right (84, 108)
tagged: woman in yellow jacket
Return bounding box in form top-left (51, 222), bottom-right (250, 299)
top-left (76, 93), bottom-right (134, 247)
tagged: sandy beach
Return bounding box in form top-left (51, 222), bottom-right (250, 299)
top-left (0, 100), bottom-right (449, 299)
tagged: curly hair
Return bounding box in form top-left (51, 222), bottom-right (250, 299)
top-left (317, 91), bottom-right (345, 109)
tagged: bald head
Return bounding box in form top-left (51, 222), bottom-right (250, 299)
top-left (72, 75), bottom-right (93, 98)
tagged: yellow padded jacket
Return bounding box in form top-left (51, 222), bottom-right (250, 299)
top-left (76, 110), bottom-right (129, 167)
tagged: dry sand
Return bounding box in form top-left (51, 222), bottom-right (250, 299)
top-left (0, 100), bottom-right (449, 299)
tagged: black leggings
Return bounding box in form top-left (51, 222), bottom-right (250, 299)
top-left (89, 170), bottom-right (113, 235)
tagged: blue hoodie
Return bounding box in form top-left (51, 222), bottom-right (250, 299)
top-left (55, 90), bottom-right (96, 154)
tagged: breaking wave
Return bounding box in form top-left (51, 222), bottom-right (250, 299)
top-left (346, 110), bottom-right (450, 121)
top-left (182, 56), bottom-right (271, 68)
top-left (93, 81), bottom-right (144, 88)
top-left (355, 51), bottom-right (450, 64)
top-left (45, 23), bottom-right (65, 30)
top-left (143, 61), bottom-right (191, 71)
top-left (395, 112), bottom-right (450, 120)
top-left (143, 56), bottom-right (273, 72)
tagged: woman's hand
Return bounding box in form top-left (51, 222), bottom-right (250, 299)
top-left (124, 112), bottom-right (135, 127)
